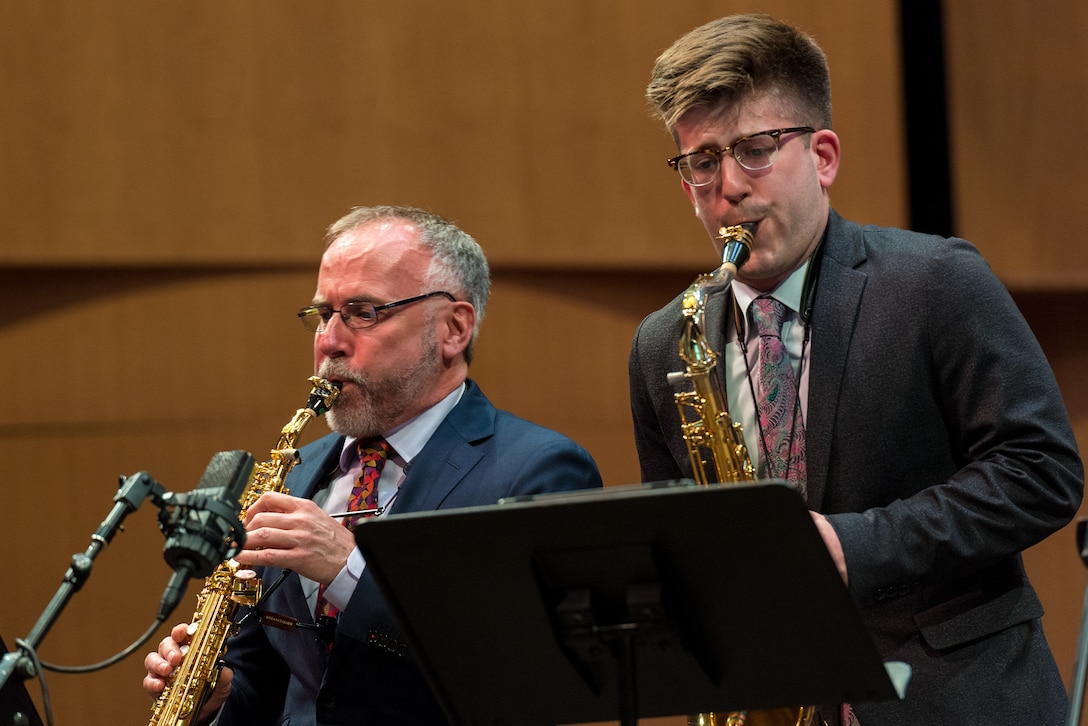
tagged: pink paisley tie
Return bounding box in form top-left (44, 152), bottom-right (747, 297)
top-left (751, 296), bottom-right (807, 497)
top-left (316, 437), bottom-right (391, 621)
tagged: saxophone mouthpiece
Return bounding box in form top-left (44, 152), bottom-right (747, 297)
top-left (306, 376), bottom-right (343, 415)
top-left (716, 222), bottom-right (756, 276)
top-left (716, 221), bottom-right (758, 239)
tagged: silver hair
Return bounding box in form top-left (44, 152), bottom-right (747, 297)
top-left (324, 205), bottom-right (491, 362)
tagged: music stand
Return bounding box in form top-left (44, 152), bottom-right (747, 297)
top-left (354, 480), bottom-right (898, 726)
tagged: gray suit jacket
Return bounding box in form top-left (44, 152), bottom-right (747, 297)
top-left (629, 210), bottom-right (1083, 724)
top-left (219, 379), bottom-right (603, 725)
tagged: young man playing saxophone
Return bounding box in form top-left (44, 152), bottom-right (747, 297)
top-left (627, 14), bottom-right (1083, 725)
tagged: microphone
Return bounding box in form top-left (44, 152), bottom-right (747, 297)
top-left (156, 450), bottom-right (255, 620)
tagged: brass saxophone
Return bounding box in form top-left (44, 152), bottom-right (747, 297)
top-left (667, 223), bottom-right (757, 485)
top-left (669, 225), bottom-right (819, 726)
top-left (148, 376), bottom-right (341, 726)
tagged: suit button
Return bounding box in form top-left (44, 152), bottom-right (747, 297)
top-left (317, 693), bottom-right (336, 711)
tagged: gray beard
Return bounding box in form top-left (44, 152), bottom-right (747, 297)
top-left (319, 335), bottom-right (439, 439)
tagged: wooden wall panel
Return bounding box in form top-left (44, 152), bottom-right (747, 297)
top-left (0, 0), bottom-right (905, 270)
top-left (945, 1), bottom-right (1088, 288)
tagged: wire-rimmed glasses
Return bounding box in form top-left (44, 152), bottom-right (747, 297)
top-left (298, 291), bottom-right (456, 333)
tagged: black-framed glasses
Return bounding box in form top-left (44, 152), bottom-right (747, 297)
top-left (666, 126), bottom-right (816, 186)
top-left (298, 291), bottom-right (456, 333)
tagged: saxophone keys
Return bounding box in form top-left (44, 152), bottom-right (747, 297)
top-left (230, 568), bottom-right (261, 605)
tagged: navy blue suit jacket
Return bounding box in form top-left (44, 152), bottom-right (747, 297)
top-left (629, 210), bottom-right (1083, 724)
top-left (218, 380), bottom-right (603, 725)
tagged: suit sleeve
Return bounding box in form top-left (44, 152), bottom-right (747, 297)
top-left (217, 603), bottom-right (290, 725)
top-left (495, 428), bottom-right (604, 497)
top-left (829, 237), bottom-right (1083, 605)
top-left (628, 313), bottom-right (689, 483)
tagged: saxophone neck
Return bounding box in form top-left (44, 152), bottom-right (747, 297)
top-left (677, 223), bottom-right (757, 372)
top-left (681, 222), bottom-right (756, 317)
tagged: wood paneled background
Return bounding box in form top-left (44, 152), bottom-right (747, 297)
top-left (0, 2), bottom-right (1084, 724)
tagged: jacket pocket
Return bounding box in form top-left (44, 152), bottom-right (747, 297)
top-left (915, 579), bottom-right (1043, 650)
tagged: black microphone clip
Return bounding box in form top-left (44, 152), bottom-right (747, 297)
top-left (155, 450), bottom-right (255, 620)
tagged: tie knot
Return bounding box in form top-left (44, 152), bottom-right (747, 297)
top-left (751, 296), bottom-right (788, 337)
top-left (357, 437), bottom-right (391, 468)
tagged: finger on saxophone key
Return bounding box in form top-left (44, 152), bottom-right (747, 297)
top-left (142, 622), bottom-right (190, 697)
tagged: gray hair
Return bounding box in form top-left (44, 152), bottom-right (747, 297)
top-left (324, 205), bottom-right (491, 363)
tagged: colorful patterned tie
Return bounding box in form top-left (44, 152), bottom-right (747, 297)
top-left (342, 437), bottom-right (391, 529)
top-left (751, 296), bottom-right (807, 497)
top-left (316, 436), bottom-right (391, 622)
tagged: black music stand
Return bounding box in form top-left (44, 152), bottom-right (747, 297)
top-left (353, 480), bottom-right (899, 726)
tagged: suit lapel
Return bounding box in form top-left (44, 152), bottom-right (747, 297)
top-left (288, 434), bottom-right (344, 500)
top-left (805, 213), bottom-right (867, 509)
top-left (392, 381), bottom-right (494, 513)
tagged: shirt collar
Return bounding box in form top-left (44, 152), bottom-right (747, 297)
top-left (337, 382), bottom-right (467, 471)
top-left (732, 258), bottom-right (809, 318)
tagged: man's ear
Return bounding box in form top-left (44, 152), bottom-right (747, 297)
top-left (440, 301), bottom-right (476, 360)
top-left (811, 128), bottom-right (840, 189)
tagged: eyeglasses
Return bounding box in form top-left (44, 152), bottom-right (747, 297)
top-left (298, 291), bottom-right (456, 333)
top-left (666, 126), bottom-right (816, 186)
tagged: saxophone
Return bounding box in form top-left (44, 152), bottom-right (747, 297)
top-left (669, 225), bottom-right (819, 726)
top-left (667, 223), bottom-right (757, 485)
top-left (148, 376), bottom-right (341, 726)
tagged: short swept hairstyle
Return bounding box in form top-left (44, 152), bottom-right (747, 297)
top-left (646, 13), bottom-right (832, 135)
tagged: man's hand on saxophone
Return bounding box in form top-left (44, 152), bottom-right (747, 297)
top-left (142, 622), bottom-right (234, 725)
top-left (141, 490), bottom-right (358, 723)
top-left (237, 491), bottom-right (357, 587)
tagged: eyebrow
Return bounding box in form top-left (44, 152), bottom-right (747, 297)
top-left (309, 294), bottom-right (379, 306)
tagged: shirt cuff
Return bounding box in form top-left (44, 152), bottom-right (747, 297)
top-left (322, 547), bottom-right (366, 612)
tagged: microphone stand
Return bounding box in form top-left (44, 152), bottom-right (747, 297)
top-left (1067, 518), bottom-right (1088, 726)
top-left (0, 471), bottom-right (166, 694)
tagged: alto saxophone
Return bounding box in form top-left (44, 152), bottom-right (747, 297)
top-left (669, 225), bottom-right (819, 726)
top-left (148, 376), bottom-right (341, 726)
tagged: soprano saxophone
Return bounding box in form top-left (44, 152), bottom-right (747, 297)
top-left (148, 376), bottom-right (341, 726)
top-left (669, 224), bottom-right (819, 726)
